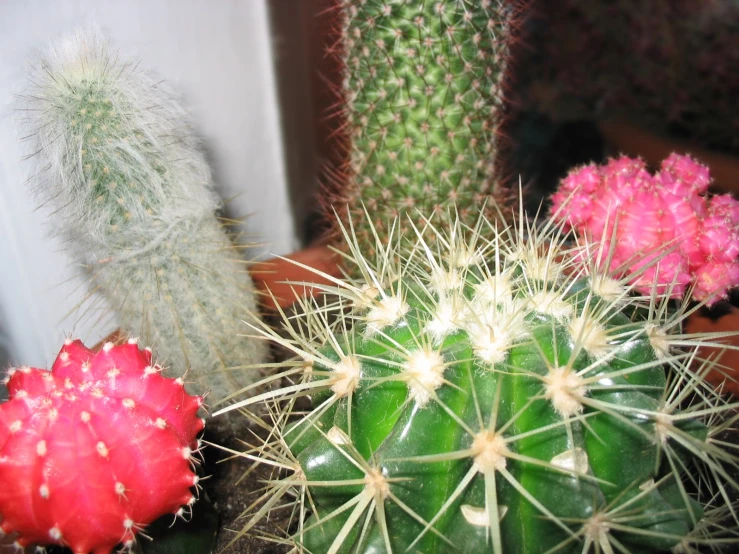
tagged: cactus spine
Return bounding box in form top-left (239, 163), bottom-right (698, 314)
top-left (18, 28), bottom-right (267, 402)
top-left (218, 206), bottom-right (739, 553)
top-left (326, 0), bottom-right (517, 252)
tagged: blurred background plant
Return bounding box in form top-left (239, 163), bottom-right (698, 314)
top-left (507, 0), bottom-right (739, 206)
top-left (527, 0), bottom-right (738, 151)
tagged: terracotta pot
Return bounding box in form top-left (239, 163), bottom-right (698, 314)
top-left (88, 245), bottom-right (344, 352)
top-left (250, 244), bottom-right (343, 310)
top-left (684, 308), bottom-right (739, 396)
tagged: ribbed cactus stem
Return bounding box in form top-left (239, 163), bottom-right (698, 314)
top-left (18, 28), bottom-right (266, 401)
top-left (217, 203), bottom-right (739, 553)
top-left (327, 0), bottom-right (518, 252)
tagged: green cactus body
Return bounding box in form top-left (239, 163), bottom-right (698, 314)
top-left (221, 212), bottom-right (739, 553)
top-left (331, 0), bottom-right (515, 251)
top-left (20, 28), bottom-right (266, 401)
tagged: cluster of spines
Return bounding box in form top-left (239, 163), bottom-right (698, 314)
top-left (18, 27), bottom-right (266, 402)
top-left (320, 0), bottom-right (524, 254)
top-left (216, 208), bottom-right (739, 553)
top-left (0, 339), bottom-right (205, 554)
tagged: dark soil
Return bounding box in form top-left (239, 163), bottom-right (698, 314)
top-left (201, 309), bottom-right (301, 554)
top-left (201, 413), bottom-right (291, 554)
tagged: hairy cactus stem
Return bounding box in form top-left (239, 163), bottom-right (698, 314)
top-left (17, 27), bottom-right (267, 402)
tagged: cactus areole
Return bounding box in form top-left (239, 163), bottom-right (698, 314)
top-left (220, 208), bottom-right (739, 553)
top-left (0, 340), bottom-right (204, 553)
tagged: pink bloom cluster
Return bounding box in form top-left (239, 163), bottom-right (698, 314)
top-left (551, 154), bottom-right (739, 303)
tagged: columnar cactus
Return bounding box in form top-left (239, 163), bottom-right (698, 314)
top-left (18, 27), bottom-right (267, 402)
top-left (551, 153), bottom-right (739, 303)
top-left (325, 0), bottom-right (520, 252)
top-left (218, 207), bottom-right (739, 553)
top-left (0, 339), bottom-right (204, 553)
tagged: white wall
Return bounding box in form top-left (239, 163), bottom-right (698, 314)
top-left (0, 0), bottom-right (298, 368)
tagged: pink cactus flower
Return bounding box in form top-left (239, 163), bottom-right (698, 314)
top-left (551, 154), bottom-right (739, 303)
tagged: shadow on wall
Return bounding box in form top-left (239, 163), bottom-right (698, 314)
top-left (268, 0), bottom-right (351, 244)
top-left (0, 304), bottom-right (12, 401)
top-left (268, 0), bottom-right (321, 245)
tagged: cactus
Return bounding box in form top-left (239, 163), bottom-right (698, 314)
top-left (324, 0), bottom-right (520, 253)
top-left (18, 27), bottom-right (267, 402)
top-left (0, 339), bottom-right (204, 553)
top-left (216, 203), bottom-right (739, 553)
top-left (551, 153), bottom-right (739, 303)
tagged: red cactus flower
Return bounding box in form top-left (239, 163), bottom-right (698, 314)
top-left (0, 339), bottom-right (205, 554)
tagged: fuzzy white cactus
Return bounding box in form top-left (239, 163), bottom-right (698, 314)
top-left (17, 26), bottom-right (267, 402)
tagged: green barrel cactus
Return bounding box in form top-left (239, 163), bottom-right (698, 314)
top-left (18, 27), bottom-right (267, 402)
top-left (325, 0), bottom-right (519, 252)
top-left (218, 208), bottom-right (739, 553)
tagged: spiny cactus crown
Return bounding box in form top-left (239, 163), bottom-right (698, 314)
top-left (217, 207), bottom-right (739, 553)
